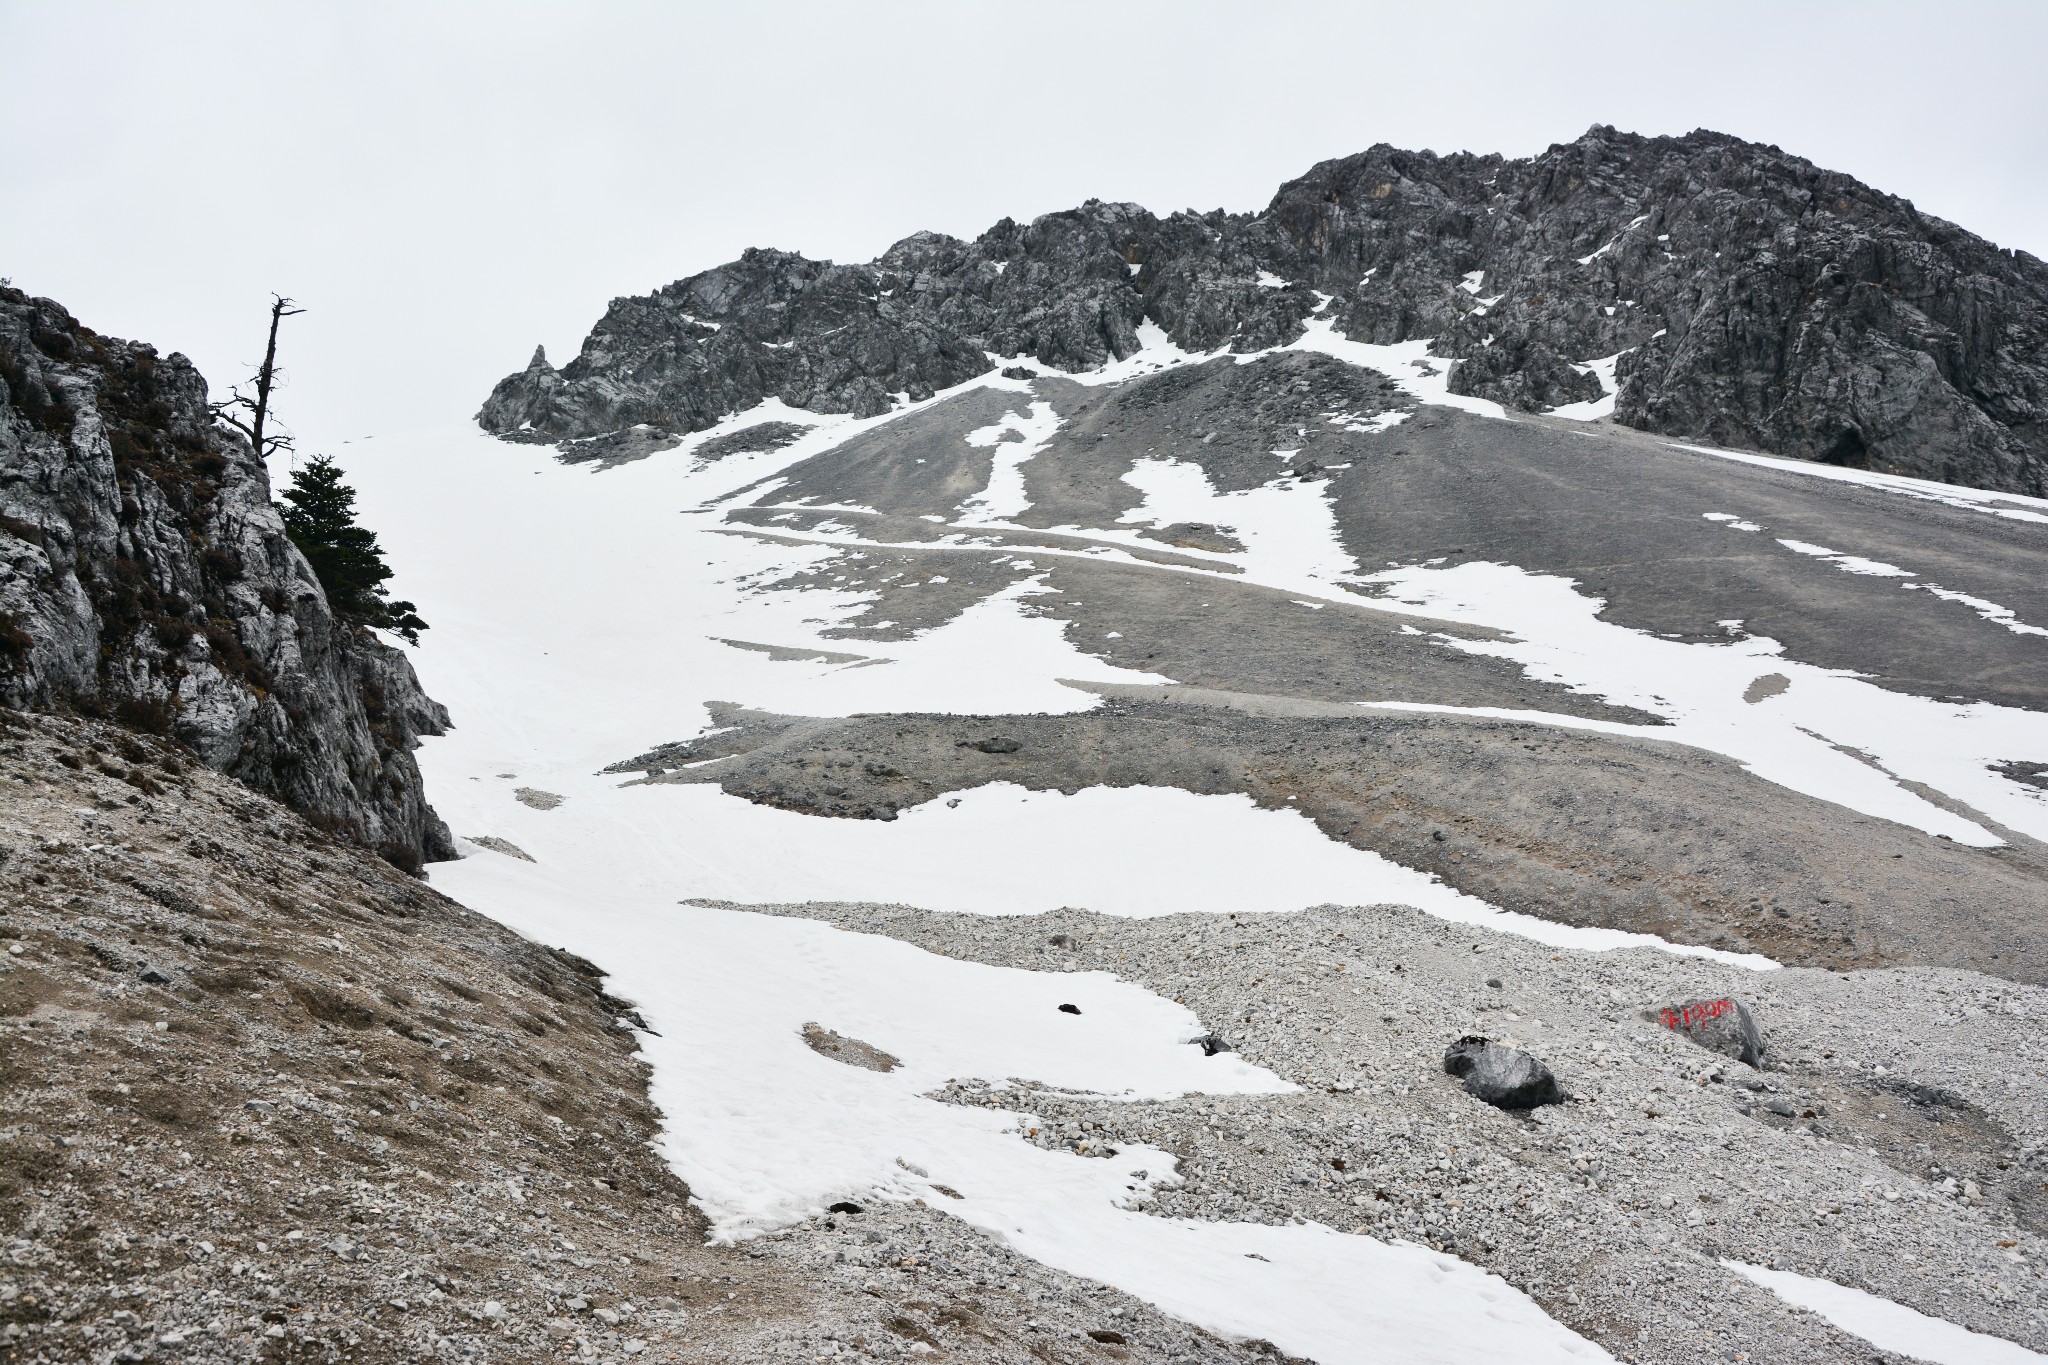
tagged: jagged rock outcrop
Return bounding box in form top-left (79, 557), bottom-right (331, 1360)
top-left (0, 285), bottom-right (453, 868)
top-left (481, 126), bottom-right (2048, 494)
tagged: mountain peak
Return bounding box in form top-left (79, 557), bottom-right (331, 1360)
top-left (479, 129), bottom-right (2048, 495)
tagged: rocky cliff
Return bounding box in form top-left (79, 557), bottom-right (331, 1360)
top-left (480, 126), bottom-right (2048, 494)
top-left (0, 285), bottom-right (453, 868)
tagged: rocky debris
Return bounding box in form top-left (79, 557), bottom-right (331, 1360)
top-left (1443, 1037), bottom-right (1566, 1110)
top-left (481, 127), bottom-right (2048, 494)
top-left (466, 834), bottom-right (534, 862)
top-left (0, 709), bottom-right (695, 1360)
top-left (0, 709), bottom-right (1300, 1365)
top-left (513, 787), bottom-right (563, 811)
top-left (616, 702), bottom-right (2048, 983)
top-left (694, 421), bottom-right (809, 463)
top-left (1657, 996), bottom-right (1766, 1066)
top-left (1140, 522), bottom-right (1246, 554)
top-left (0, 286), bottom-right (452, 868)
top-left (801, 1023), bottom-right (901, 1073)
top-left (751, 898), bottom-right (2048, 1364)
top-left (1996, 760), bottom-right (2048, 792)
top-left (552, 423), bottom-right (682, 470)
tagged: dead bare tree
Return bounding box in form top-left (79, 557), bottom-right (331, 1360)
top-left (210, 294), bottom-right (306, 460)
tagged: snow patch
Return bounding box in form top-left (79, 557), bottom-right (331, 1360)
top-left (1910, 583), bottom-right (2048, 638)
top-left (1668, 442), bottom-right (2048, 526)
top-left (1724, 1261), bottom-right (2048, 1365)
top-left (960, 401), bottom-right (1061, 523)
top-left (1361, 561), bottom-right (2048, 846)
top-left (1550, 352), bottom-right (1623, 422)
top-left (1283, 318), bottom-right (1509, 420)
top-left (1117, 456), bottom-right (1359, 599)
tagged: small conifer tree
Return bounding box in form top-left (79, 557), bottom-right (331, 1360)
top-left (279, 456), bottom-right (428, 644)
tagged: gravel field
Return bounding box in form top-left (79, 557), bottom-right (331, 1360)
top-left (734, 897), bottom-right (2048, 1363)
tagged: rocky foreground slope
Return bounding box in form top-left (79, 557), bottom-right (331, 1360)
top-left (480, 126), bottom-right (2048, 494)
top-left (0, 287), bottom-right (450, 868)
top-left (2, 711), bottom-right (1309, 1364)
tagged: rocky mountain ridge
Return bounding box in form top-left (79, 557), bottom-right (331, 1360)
top-left (0, 285), bottom-right (452, 868)
top-left (481, 125), bottom-right (2048, 494)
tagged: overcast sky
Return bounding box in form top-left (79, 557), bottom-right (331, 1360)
top-left (4, 1), bottom-right (2044, 450)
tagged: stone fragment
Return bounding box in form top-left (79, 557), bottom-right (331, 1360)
top-left (800, 1023), bottom-right (901, 1073)
top-left (1442, 1035), bottom-right (1565, 1109)
top-left (1655, 997), bottom-right (1764, 1066)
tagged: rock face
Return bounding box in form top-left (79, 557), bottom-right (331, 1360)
top-left (1444, 1036), bottom-right (1566, 1109)
top-left (0, 285), bottom-right (453, 868)
top-left (480, 126), bottom-right (2048, 495)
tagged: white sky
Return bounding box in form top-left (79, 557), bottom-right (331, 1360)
top-left (4, 1), bottom-right (2044, 451)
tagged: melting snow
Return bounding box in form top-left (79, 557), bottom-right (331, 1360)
top-left (321, 416), bottom-right (1639, 1359)
top-left (1550, 352), bottom-right (1624, 421)
top-left (1117, 456), bottom-right (1357, 598)
top-left (1362, 562), bottom-right (2048, 846)
top-left (1910, 583), bottom-right (2048, 638)
top-left (1724, 1262), bottom-right (2048, 1365)
top-left (1284, 318), bottom-right (1509, 420)
top-left (1774, 539), bottom-right (1913, 577)
top-left (960, 401), bottom-right (1061, 523)
top-left (320, 340), bottom-right (2044, 1359)
top-left (1668, 442), bottom-right (2048, 526)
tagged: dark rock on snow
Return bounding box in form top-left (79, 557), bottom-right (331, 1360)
top-left (481, 126), bottom-right (2048, 495)
top-left (0, 285), bottom-right (452, 868)
top-left (1656, 997), bottom-right (1766, 1067)
top-left (1444, 1035), bottom-right (1566, 1109)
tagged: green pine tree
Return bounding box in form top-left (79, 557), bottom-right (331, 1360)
top-left (279, 455), bottom-right (428, 645)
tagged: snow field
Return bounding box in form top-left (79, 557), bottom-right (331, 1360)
top-left (321, 415), bottom-right (1640, 1360)
top-left (323, 333), bottom-right (2044, 1361)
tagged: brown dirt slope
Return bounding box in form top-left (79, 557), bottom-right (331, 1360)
top-left (0, 709), bottom-right (1311, 1365)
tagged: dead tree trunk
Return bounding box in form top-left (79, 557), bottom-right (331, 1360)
top-left (211, 294), bottom-right (306, 461)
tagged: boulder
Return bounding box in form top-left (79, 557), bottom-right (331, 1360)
top-left (1656, 998), bottom-right (1764, 1066)
top-left (1442, 1036), bottom-right (1565, 1109)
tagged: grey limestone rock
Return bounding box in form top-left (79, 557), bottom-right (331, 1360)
top-left (482, 126), bottom-right (2048, 495)
top-left (0, 286), bottom-right (453, 868)
top-left (1656, 997), bottom-right (1766, 1067)
top-left (1443, 1035), bottom-right (1566, 1109)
